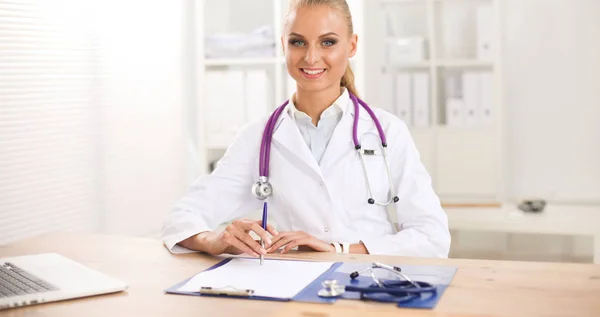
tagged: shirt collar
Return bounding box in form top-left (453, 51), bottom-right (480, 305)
top-left (287, 87), bottom-right (350, 122)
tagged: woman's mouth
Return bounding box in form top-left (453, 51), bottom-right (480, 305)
top-left (300, 68), bottom-right (326, 79)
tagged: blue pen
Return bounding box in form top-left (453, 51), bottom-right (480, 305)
top-left (260, 202), bottom-right (267, 265)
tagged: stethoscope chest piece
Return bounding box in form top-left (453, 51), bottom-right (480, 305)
top-left (318, 280), bottom-right (345, 298)
top-left (252, 176), bottom-right (272, 200)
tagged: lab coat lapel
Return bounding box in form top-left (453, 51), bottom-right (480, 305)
top-left (319, 97), bottom-right (372, 171)
top-left (271, 111), bottom-right (323, 180)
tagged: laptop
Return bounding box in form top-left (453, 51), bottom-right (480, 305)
top-left (0, 253), bottom-right (128, 310)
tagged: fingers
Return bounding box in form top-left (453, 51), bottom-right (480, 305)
top-left (221, 230), bottom-right (259, 258)
top-left (228, 225), bottom-right (267, 257)
top-left (248, 222), bottom-right (272, 246)
top-left (281, 239), bottom-right (306, 254)
top-left (266, 232), bottom-right (299, 253)
top-left (266, 224), bottom-right (279, 236)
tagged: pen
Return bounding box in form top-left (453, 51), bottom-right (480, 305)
top-left (260, 202), bottom-right (267, 265)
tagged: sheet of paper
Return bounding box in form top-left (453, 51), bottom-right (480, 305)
top-left (178, 258), bottom-right (334, 299)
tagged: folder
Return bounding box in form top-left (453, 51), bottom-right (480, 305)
top-left (476, 5), bottom-right (494, 61)
top-left (412, 72), bottom-right (430, 128)
top-left (394, 73), bottom-right (412, 126)
top-left (446, 98), bottom-right (465, 127)
top-left (165, 257), bottom-right (457, 309)
top-left (462, 71), bottom-right (480, 126)
top-left (479, 71), bottom-right (493, 125)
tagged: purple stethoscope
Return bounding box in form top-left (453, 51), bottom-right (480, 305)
top-left (251, 92), bottom-right (399, 207)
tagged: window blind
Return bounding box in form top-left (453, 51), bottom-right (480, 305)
top-left (0, 0), bottom-right (100, 244)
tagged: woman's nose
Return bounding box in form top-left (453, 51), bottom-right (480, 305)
top-left (304, 46), bottom-right (321, 64)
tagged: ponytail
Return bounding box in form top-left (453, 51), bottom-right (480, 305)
top-left (341, 62), bottom-right (359, 98)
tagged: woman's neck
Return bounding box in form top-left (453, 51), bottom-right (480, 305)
top-left (294, 85), bottom-right (343, 126)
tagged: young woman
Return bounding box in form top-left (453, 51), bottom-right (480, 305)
top-left (162, 0), bottom-right (450, 257)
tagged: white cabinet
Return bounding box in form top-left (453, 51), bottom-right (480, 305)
top-left (366, 0), bottom-right (504, 203)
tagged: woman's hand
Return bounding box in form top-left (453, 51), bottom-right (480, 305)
top-left (201, 219), bottom-right (278, 257)
top-left (265, 231), bottom-right (335, 254)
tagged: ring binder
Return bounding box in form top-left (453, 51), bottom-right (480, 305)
top-left (199, 286), bottom-right (254, 297)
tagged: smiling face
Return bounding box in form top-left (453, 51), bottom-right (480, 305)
top-left (282, 4), bottom-right (357, 94)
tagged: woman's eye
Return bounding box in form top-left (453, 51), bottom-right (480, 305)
top-left (290, 40), bottom-right (305, 47)
top-left (323, 39), bottom-right (337, 46)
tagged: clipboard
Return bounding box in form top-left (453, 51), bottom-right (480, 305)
top-left (164, 257), bottom-right (342, 302)
top-left (164, 257), bottom-right (457, 308)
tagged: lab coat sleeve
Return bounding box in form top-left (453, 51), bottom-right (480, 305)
top-left (360, 119), bottom-right (451, 258)
top-left (161, 123), bottom-right (262, 254)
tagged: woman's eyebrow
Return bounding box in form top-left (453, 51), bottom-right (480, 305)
top-left (288, 32), bottom-right (339, 38)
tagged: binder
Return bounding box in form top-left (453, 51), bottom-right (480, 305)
top-left (394, 73), bottom-right (412, 126)
top-left (412, 72), bottom-right (430, 128)
top-left (446, 98), bottom-right (465, 127)
top-left (479, 71), bottom-right (494, 125)
top-left (165, 257), bottom-right (457, 309)
top-left (462, 71), bottom-right (480, 126)
top-left (445, 72), bottom-right (464, 126)
top-left (476, 5), bottom-right (494, 61)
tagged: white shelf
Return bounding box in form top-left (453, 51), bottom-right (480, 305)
top-left (382, 0), bottom-right (488, 4)
top-left (204, 57), bottom-right (284, 67)
top-left (385, 60), bottom-right (493, 69)
top-left (381, 0), bottom-right (429, 4)
top-left (369, 0), bottom-right (504, 203)
top-left (436, 60), bottom-right (494, 68)
top-left (385, 61), bottom-right (432, 69)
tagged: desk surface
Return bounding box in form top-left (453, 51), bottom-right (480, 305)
top-left (1, 232), bottom-right (599, 317)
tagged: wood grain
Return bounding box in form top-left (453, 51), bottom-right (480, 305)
top-left (1, 231), bottom-right (599, 317)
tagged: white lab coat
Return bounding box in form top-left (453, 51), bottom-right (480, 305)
top-left (162, 93), bottom-right (450, 257)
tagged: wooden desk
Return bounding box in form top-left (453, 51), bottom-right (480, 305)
top-left (1, 232), bottom-right (599, 317)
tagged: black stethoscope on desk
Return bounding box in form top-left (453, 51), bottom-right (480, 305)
top-left (318, 262), bottom-right (437, 303)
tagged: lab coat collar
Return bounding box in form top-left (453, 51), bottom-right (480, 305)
top-left (271, 87), bottom-right (374, 181)
top-left (285, 87), bottom-right (370, 122)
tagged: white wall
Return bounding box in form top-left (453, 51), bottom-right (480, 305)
top-left (94, 0), bottom-right (187, 236)
top-left (503, 0), bottom-right (600, 203)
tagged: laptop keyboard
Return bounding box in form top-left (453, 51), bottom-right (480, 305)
top-left (0, 262), bottom-right (58, 298)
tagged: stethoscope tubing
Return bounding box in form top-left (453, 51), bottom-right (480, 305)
top-left (259, 93), bottom-right (387, 178)
top-left (345, 281), bottom-right (436, 295)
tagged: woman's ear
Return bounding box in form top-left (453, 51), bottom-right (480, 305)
top-left (348, 34), bottom-right (358, 58)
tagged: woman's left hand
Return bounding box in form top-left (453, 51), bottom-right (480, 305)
top-left (266, 231), bottom-right (334, 254)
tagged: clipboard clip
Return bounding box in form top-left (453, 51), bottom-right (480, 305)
top-left (199, 286), bottom-right (255, 297)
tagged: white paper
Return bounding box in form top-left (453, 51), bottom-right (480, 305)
top-left (177, 258), bottom-right (334, 299)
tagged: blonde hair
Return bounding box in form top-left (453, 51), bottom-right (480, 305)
top-left (285, 0), bottom-right (359, 97)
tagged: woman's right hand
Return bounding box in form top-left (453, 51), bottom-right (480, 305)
top-left (184, 219), bottom-right (278, 257)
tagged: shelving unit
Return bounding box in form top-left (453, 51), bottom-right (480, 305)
top-left (194, 0), bottom-right (366, 175)
top-left (365, 0), bottom-right (504, 203)
top-left (194, 0), bottom-right (503, 204)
